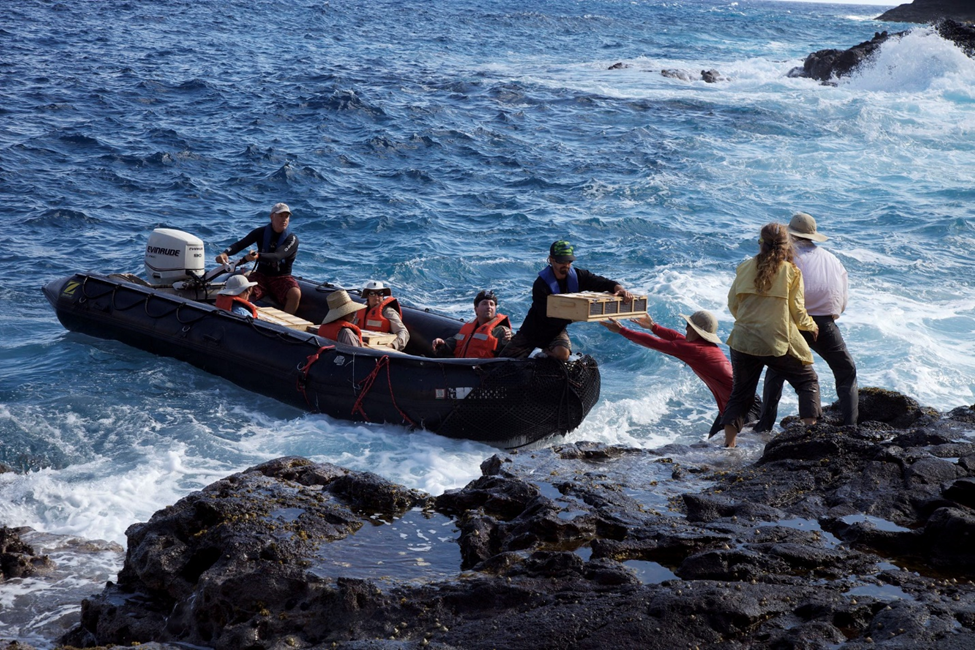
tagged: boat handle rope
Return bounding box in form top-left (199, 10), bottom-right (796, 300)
top-left (351, 355), bottom-right (416, 427)
top-left (296, 345), bottom-right (336, 408)
top-left (109, 285), bottom-right (150, 312)
top-left (79, 276), bottom-right (116, 302)
top-left (174, 302), bottom-right (211, 325)
top-left (143, 293), bottom-right (180, 319)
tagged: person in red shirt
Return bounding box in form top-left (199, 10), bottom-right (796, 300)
top-left (600, 311), bottom-right (760, 438)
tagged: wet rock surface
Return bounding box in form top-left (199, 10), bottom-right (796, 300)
top-left (607, 62), bottom-right (729, 82)
top-left (62, 391), bottom-right (975, 649)
top-left (0, 527), bottom-right (54, 581)
top-left (0, 528), bottom-right (123, 646)
top-left (878, 0), bottom-right (975, 24)
top-left (789, 20), bottom-right (975, 83)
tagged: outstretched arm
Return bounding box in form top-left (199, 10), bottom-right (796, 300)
top-left (629, 314), bottom-right (654, 330)
top-left (599, 318), bottom-right (624, 334)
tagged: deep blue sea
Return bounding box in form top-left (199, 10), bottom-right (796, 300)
top-left (2, 0), bottom-right (974, 642)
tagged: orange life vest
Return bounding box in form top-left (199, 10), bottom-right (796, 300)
top-left (454, 314), bottom-right (511, 359)
top-left (317, 320), bottom-right (363, 345)
top-left (215, 294), bottom-right (258, 318)
top-left (361, 297), bottom-right (401, 333)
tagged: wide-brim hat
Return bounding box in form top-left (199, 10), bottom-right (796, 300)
top-left (361, 280), bottom-right (392, 297)
top-left (788, 212), bottom-right (828, 242)
top-left (680, 310), bottom-right (722, 345)
top-left (321, 290), bottom-right (366, 324)
top-left (218, 274), bottom-right (258, 296)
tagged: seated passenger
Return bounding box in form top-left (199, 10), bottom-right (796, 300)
top-left (317, 290), bottom-right (367, 347)
top-left (215, 275), bottom-right (259, 318)
top-left (433, 290), bottom-right (512, 358)
top-left (360, 280), bottom-right (410, 351)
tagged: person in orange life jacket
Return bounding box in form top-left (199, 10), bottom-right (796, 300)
top-left (215, 202), bottom-right (301, 314)
top-left (432, 290), bottom-right (513, 358)
top-left (359, 280), bottom-right (410, 351)
top-left (215, 274), bottom-right (259, 318)
top-left (317, 290), bottom-right (366, 347)
top-left (500, 240), bottom-right (633, 362)
top-left (600, 311), bottom-right (762, 437)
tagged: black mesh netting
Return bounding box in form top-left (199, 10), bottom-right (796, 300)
top-left (438, 355), bottom-right (601, 448)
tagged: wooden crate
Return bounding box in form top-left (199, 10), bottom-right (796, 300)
top-left (257, 307), bottom-right (316, 331)
top-left (361, 329), bottom-right (397, 349)
top-left (546, 292), bottom-right (649, 322)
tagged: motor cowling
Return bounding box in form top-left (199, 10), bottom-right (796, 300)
top-left (144, 228), bottom-right (206, 286)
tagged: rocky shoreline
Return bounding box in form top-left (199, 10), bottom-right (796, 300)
top-left (6, 388), bottom-right (964, 649)
top-left (788, 19), bottom-right (975, 83)
top-left (878, 0), bottom-right (975, 24)
top-left (610, 19), bottom-right (975, 86)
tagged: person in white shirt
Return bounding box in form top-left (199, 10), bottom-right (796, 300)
top-left (755, 212), bottom-right (858, 429)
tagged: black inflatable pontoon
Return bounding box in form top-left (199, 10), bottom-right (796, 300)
top-left (42, 272), bottom-right (600, 449)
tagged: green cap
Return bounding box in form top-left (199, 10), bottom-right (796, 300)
top-left (549, 240), bottom-right (576, 262)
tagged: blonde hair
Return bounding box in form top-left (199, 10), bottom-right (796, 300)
top-left (754, 223), bottom-right (794, 294)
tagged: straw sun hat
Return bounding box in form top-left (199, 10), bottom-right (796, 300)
top-left (321, 290), bottom-right (366, 324)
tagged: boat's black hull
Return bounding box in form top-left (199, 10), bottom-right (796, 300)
top-left (43, 274), bottom-right (601, 449)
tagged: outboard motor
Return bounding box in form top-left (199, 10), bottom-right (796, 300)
top-left (144, 228), bottom-right (206, 286)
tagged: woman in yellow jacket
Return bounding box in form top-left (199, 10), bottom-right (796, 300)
top-left (720, 223), bottom-right (821, 448)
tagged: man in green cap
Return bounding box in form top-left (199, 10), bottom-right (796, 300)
top-left (501, 240), bottom-right (632, 361)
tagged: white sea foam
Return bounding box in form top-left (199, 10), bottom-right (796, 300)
top-left (234, 411), bottom-right (492, 496)
top-left (0, 457), bottom-right (186, 546)
top-left (841, 27), bottom-right (975, 94)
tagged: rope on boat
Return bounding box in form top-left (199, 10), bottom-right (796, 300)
top-left (296, 345), bottom-right (335, 408)
top-left (351, 355), bottom-right (416, 427)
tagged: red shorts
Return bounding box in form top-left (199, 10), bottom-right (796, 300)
top-left (248, 271), bottom-right (299, 306)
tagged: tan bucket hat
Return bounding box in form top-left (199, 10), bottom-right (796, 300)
top-left (321, 290), bottom-right (366, 324)
top-left (788, 212), bottom-right (828, 242)
top-left (679, 310), bottom-right (722, 345)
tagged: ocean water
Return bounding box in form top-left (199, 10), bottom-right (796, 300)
top-left (1, 0), bottom-right (974, 641)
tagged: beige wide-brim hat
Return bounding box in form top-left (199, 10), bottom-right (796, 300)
top-left (218, 274), bottom-right (258, 296)
top-left (679, 310), bottom-right (722, 345)
top-left (321, 290), bottom-right (366, 324)
top-left (788, 212), bottom-right (828, 242)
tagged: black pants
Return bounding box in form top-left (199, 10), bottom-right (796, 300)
top-left (756, 315), bottom-right (857, 430)
top-left (708, 396), bottom-right (763, 438)
top-left (721, 348), bottom-right (821, 434)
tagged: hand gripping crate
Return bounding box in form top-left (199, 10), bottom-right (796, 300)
top-left (546, 291), bottom-right (649, 322)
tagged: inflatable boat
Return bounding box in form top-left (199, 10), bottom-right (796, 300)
top-left (42, 230), bottom-right (600, 449)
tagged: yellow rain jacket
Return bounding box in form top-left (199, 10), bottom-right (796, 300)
top-left (726, 257), bottom-right (817, 364)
